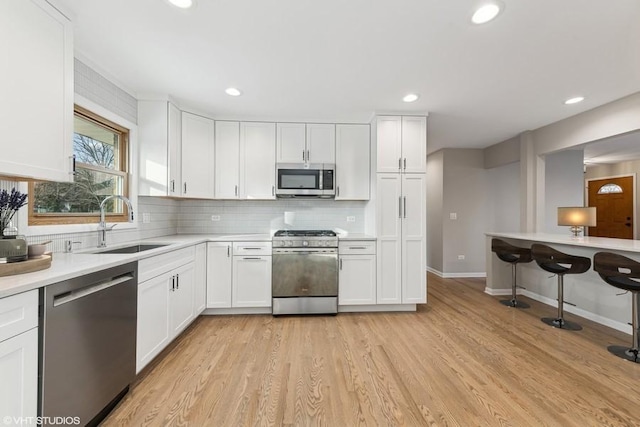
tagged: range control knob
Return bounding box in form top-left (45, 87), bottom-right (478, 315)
top-left (302, 241), bottom-right (309, 247)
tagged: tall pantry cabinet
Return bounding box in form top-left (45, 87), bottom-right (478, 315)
top-left (375, 116), bottom-right (427, 305)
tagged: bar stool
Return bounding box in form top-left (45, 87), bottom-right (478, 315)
top-left (531, 244), bottom-right (591, 330)
top-left (593, 252), bottom-right (640, 363)
top-left (491, 238), bottom-right (532, 308)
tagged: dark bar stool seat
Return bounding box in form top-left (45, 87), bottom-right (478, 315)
top-left (491, 238), bottom-right (532, 308)
top-left (593, 252), bottom-right (640, 363)
top-left (531, 244), bottom-right (591, 330)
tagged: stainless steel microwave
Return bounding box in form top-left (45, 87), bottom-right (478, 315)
top-left (275, 163), bottom-right (335, 198)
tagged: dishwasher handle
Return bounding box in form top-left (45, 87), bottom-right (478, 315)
top-left (53, 273), bottom-right (135, 307)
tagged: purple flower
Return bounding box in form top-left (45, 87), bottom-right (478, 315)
top-left (0, 188), bottom-right (27, 235)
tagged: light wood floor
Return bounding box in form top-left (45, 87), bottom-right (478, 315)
top-left (103, 274), bottom-right (640, 426)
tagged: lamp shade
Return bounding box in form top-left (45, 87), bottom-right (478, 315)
top-left (557, 207), bottom-right (597, 227)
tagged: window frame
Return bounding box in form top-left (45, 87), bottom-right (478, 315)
top-left (28, 104), bottom-right (131, 226)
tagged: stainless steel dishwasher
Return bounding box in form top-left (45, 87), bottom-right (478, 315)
top-left (40, 262), bottom-right (137, 426)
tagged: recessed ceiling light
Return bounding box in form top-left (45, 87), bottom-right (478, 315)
top-left (471, 3), bottom-right (502, 24)
top-left (403, 93), bottom-right (419, 103)
top-left (168, 0), bottom-right (193, 9)
top-left (564, 96), bottom-right (585, 105)
top-left (225, 88), bottom-right (242, 97)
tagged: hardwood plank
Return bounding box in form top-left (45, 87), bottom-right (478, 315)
top-left (103, 273), bottom-right (640, 426)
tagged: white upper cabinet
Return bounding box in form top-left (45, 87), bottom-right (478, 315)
top-left (376, 116), bottom-right (427, 174)
top-left (277, 123), bottom-right (306, 163)
top-left (240, 122), bottom-right (276, 199)
top-left (0, 0), bottom-right (73, 182)
top-left (215, 121), bottom-right (241, 199)
top-left (138, 101), bottom-right (181, 196)
top-left (276, 123), bottom-right (335, 164)
top-left (306, 124), bottom-right (335, 164)
top-left (181, 112), bottom-right (215, 199)
top-left (335, 124), bottom-right (370, 200)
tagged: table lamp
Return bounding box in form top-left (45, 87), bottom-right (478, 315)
top-left (557, 207), bottom-right (596, 237)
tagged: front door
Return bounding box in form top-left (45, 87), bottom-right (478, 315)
top-left (587, 176), bottom-right (634, 239)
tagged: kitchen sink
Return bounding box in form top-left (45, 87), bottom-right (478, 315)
top-left (93, 244), bottom-right (168, 254)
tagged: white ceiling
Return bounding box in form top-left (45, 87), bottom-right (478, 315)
top-left (53, 0), bottom-right (640, 154)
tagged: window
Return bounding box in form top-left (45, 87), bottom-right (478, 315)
top-left (28, 105), bottom-right (130, 225)
top-left (597, 183), bottom-right (623, 194)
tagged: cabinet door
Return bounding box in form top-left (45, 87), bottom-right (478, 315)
top-left (0, 328), bottom-right (38, 420)
top-left (335, 124), bottom-right (370, 200)
top-left (233, 256), bottom-right (272, 307)
top-left (240, 122), bottom-right (276, 199)
top-left (137, 273), bottom-right (170, 372)
top-left (339, 255), bottom-right (376, 305)
top-left (376, 174), bottom-right (402, 304)
top-left (277, 123), bottom-right (306, 163)
top-left (182, 112), bottom-right (215, 199)
top-left (376, 116), bottom-right (402, 173)
top-left (306, 124), bottom-right (335, 164)
top-left (207, 242), bottom-right (233, 308)
top-left (215, 121), bottom-right (240, 199)
top-left (168, 103), bottom-right (182, 195)
top-left (401, 175), bottom-right (427, 303)
top-left (401, 116), bottom-right (427, 173)
top-left (194, 243), bottom-right (207, 315)
top-left (138, 101), bottom-right (181, 196)
top-left (170, 263), bottom-right (195, 337)
top-left (0, 0), bottom-right (73, 182)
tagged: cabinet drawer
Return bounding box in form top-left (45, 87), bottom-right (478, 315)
top-left (339, 241), bottom-right (376, 255)
top-left (0, 290), bottom-right (38, 344)
top-left (139, 246), bottom-right (196, 283)
top-left (233, 242), bottom-right (272, 256)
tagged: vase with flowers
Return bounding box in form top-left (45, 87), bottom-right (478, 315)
top-left (0, 188), bottom-right (27, 238)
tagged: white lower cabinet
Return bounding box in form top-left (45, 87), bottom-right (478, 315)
top-left (207, 241), bottom-right (272, 309)
top-left (194, 243), bottom-right (207, 314)
top-left (232, 256), bottom-right (272, 307)
top-left (136, 246), bottom-right (197, 373)
top-left (338, 241), bottom-right (376, 305)
top-left (206, 242), bottom-right (233, 308)
top-left (0, 290), bottom-right (38, 420)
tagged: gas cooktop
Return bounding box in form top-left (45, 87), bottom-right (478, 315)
top-left (273, 230), bottom-right (336, 237)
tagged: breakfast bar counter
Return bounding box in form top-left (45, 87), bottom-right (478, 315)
top-left (485, 232), bottom-right (640, 333)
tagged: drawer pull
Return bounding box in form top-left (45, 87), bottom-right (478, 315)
top-left (349, 246), bottom-right (367, 250)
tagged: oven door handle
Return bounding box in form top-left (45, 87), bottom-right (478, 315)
top-left (273, 249), bottom-right (337, 255)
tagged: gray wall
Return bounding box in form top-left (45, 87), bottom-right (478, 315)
top-left (426, 151), bottom-right (443, 272)
top-left (486, 161), bottom-right (520, 233)
top-left (544, 150), bottom-right (585, 233)
top-left (442, 149), bottom-right (488, 274)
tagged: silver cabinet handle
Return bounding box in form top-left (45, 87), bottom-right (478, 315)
top-left (336, 186), bottom-right (340, 197)
top-left (176, 273), bottom-right (179, 290)
top-left (306, 150), bottom-right (310, 162)
top-left (399, 197), bottom-right (402, 218)
top-left (242, 247), bottom-right (263, 250)
top-left (403, 196), bottom-right (407, 219)
top-left (403, 158), bottom-right (407, 170)
top-left (170, 179), bottom-right (175, 193)
top-left (302, 150), bottom-right (305, 161)
top-left (398, 158), bottom-right (402, 170)
top-left (183, 182), bottom-right (187, 194)
top-left (171, 275), bottom-right (175, 291)
top-left (235, 185), bottom-right (238, 196)
top-left (272, 186), bottom-right (275, 196)
top-left (227, 246), bottom-right (230, 257)
top-left (340, 259), bottom-right (343, 270)
top-left (349, 246), bottom-right (367, 250)
top-left (70, 154), bottom-right (76, 175)
top-left (243, 257), bottom-right (261, 260)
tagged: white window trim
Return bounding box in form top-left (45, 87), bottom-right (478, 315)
top-left (18, 94), bottom-right (139, 236)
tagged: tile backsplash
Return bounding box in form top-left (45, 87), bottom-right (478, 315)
top-left (178, 199), bottom-right (368, 234)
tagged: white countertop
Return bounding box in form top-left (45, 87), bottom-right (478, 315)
top-left (486, 231), bottom-right (640, 253)
top-left (0, 232), bottom-right (375, 299)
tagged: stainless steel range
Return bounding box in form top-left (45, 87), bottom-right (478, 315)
top-left (272, 230), bottom-right (338, 315)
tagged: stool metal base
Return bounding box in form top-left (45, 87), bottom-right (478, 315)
top-left (541, 317), bottom-right (582, 331)
top-left (500, 299), bottom-right (530, 309)
top-left (607, 345), bottom-right (640, 363)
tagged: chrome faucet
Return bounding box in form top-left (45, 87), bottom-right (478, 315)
top-left (98, 195), bottom-right (134, 248)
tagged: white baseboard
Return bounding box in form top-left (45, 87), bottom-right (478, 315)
top-left (203, 307), bottom-right (272, 315)
top-left (484, 287), bottom-right (517, 296)
top-left (427, 267), bottom-right (486, 279)
top-left (519, 290), bottom-right (632, 335)
top-left (339, 304), bottom-right (417, 313)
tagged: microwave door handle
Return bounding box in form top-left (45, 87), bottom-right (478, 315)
top-left (319, 170), bottom-right (323, 190)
